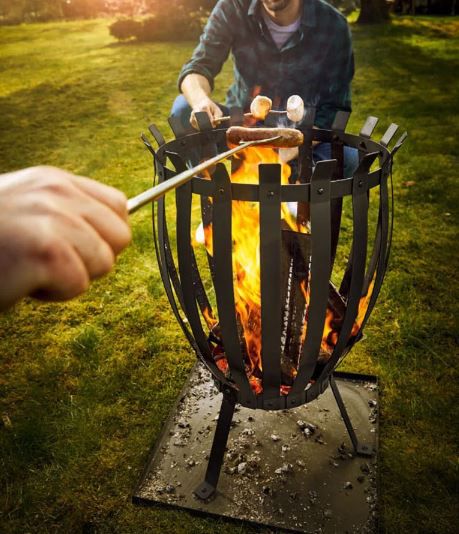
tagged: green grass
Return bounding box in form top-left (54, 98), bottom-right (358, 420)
top-left (0, 15), bottom-right (458, 534)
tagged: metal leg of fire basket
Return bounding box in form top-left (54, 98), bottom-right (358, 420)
top-left (330, 374), bottom-right (375, 457)
top-left (194, 392), bottom-right (236, 500)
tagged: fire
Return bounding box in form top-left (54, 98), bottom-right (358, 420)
top-left (230, 147), bottom-right (290, 379)
top-left (300, 277), bottom-right (375, 360)
top-left (199, 146), bottom-right (375, 395)
top-left (202, 306), bottom-right (217, 329)
top-left (203, 146), bottom-right (294, 386)
top-left (351, 278), bottom-right (375, 337)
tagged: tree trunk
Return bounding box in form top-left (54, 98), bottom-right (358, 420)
top-left (357, 0), bottom-right (391, 23)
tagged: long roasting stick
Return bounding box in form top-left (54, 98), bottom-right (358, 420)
top-left (127, 135), bottom-right (280, 214)
top-left (214, 109), bottom-right (287, 124)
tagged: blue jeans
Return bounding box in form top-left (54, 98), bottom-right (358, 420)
top-left (170, 95), bottom-right (359, 177)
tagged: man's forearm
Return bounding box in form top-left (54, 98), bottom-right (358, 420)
top-left (180, 73), bottom-right (213, 109)
top-left (180, 73), bottom-right (223, 128)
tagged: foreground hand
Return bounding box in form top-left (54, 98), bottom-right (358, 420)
top-left (0, 166), bottom-right (131, 310)
top-left (190, 97), bottom-right (223, 129)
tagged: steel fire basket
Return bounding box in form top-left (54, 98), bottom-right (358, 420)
top-left (141, 109), bottom-right (407, 500)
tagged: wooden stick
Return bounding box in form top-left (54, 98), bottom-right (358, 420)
top-left (127, 135), bottom-right (280, 214)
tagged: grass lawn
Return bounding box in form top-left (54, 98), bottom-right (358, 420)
top-left (0, 15), bottom-right (458, 534)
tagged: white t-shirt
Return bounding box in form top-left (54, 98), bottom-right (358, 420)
top-left (262, 11), bottom-right (301, 49)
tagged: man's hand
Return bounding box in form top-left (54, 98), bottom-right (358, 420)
top-left (190, 96), bottom-right (223, 129)
top-left (0, 166), bottom-right (131, 311)
top-left (180, 73), bottom-right (222, 129)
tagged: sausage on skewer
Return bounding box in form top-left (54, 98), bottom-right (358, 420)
top-left (227, 126), bottom-right (304, 148)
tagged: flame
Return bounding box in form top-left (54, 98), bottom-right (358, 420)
top-left (202, 306), bottom-right (217, 329)
top-left (299, 275), bottom-right (375, 359)
top-left (230, 147), bottom-right (290, 378)
top-left (203, 146), bottom-right (295, 386)
top-left (198, 146), bottom-right (376, 396)
top-left (351, 278), bottom-right (375, 337)
top-left (299, 279), bottom-right (337, 358)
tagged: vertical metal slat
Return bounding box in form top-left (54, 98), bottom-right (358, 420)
top-left (259, 163), bottom-right (282, 401)
top-left (290, 160), bottom-right (336, 397)
top-left (318, 153), bottom-right (377, 380)
top-left (212, 164), bottom-right (256, 406)
top-left (359, 159), bottom-right (391, 333)
top-left (176, 176), bottom-right (229, 384)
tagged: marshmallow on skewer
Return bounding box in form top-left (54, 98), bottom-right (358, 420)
top-left (250, 95), bottom-right (273, 120)
top-left (286, 95), bottom-right (304, 123)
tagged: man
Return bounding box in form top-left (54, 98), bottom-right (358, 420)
top-left (0, 166), bottom-right (131, 311)
top-left (171, 0), bottom-right (358, 176)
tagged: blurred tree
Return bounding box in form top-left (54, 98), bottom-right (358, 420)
top-left (358, 0), bottom-right (391, 22)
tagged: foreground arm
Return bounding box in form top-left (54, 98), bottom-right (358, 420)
top-left (0, 166), bottom-right (131, 311)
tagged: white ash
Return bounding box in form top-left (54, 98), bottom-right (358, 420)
top-left (177, 418), bottom-right (190, 428)
top-left (225, 449), bottom-right (237, 461)
top-left (275, 463), bottom-right (293, 475)
top-left (237, 462), bottom-right (247, 475)
top-left (296, 420), bottom-right (306, 430)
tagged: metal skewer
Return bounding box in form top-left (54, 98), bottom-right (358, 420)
top-left (214, 109), bottom-right (287, 125)
top-left (127, 135), bottom-right (280, 214)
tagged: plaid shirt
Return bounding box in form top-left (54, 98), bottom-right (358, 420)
top-left (178, 0), bottom-right (354, 128)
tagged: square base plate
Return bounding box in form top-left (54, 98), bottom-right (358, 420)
top-left (134, 364), bottom-right (378, 533)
